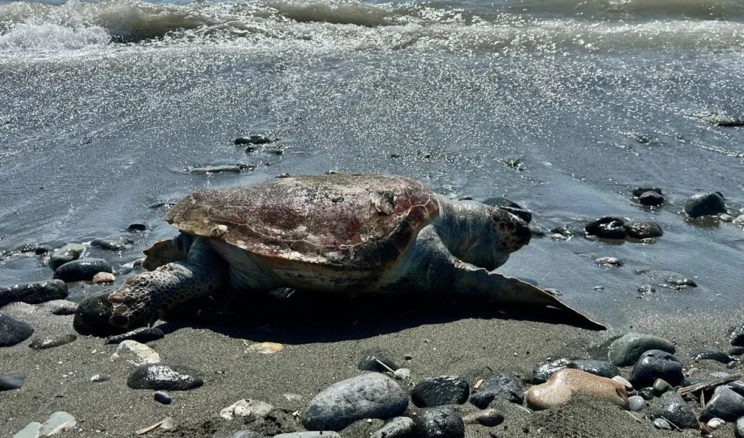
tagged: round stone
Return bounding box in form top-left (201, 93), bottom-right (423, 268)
top-left (639, 191), bottom-right (665, 206)
top-left (608, 332), bottom-right (676, 367)
top-left (629, 350), bottom-right (683, 388)
top-left (469, 373), bottom-right (524, 408)
top-left (628, 395), bottom-right (644, 412)
top-left (653, 418), bottom-right (671, 430)
top-left (29, 334), bottom-right (76, 350)
top-left (585, 217), bottom-right (627, 240)
top-left (54, 258), bottom-right (113, 282)
top-left (411, 376), bottom-right (470, 408)
top-left (0, 314), bottom-right (34, 347)
top-left (685, 192), bottom-right (726, 218)
top-left (462, 409), bottom-right (504, 427)
top-left (653, 378), bottom-right (671, 395)
top-left (154, 391), bottom-right (172, 405)
top-left (413, 407), bottom-right (464, 438)
top-left (49, 244), bottom-right (85, 270)
top-left (649, 391), bottom-right (698, 429)
top-left (0, 373), bottom-right (26, 391)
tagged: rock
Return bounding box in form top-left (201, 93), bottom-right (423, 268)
top-left (220, 399), bottom-right (273, 421)
top-left (731, 325), bottom-right (744, 347)
top-left (624, 221), bottom-right (663, 239)
top-left (13, 422), bottom-right (42, 438)
top-left (638, 191), bottom-right (665, 207)
top-left (608, 332), bottom-right (676, 367)
top-left (632, 187), bottom-right (663, 197)
top-left (110, 340), bottom-right (160, 365)
top-left (49, 243), bottom-right (85, 270)
top-left (274, 433), bottom-right (340, 438)
top-left (533, 358), bottom-right (571, 383)
top-left (302, 373), bottom-right (408, 431)
top-left (569, 360), bottom-right (620, 378)
top-left (524, 369), bottom-right (629, 410)
top-left (653, 418), bottom-right (671, 430)
top-left (628, 395), bottom-right (644, 412)
top-left (637, 387), bottom-right (654, 400)
top-left (127, 223), bottom-right (148, 232)
top-left (685, 192), bottom-right (726, 218)
top-left (413, 407), bottom-right (464, 438)
top-left (90, 237), bottom-right (133, 252)
top-left (700, 113), bottom-right (744, 127)
top-left (629, 350), bottom-right (683, 388)
top-left (690, 348), bottom-right (732, 364)
top-left (462, 409), bottom-right (504, 427)
top-left (127, 364), bottom-right (203, 391)
top-left (104, 327), bottom-right (165, 345)
top-left (90, 374), bottom-right (110, 383)
top-left (730, 346), bottom-right (744, 356)
top-left (29, 334), bottom-right (76, 350)
top-left (185, 164), bottom-right (254, 174)
top-left (358, 353), bottom-right (399, 372)
top-left (649, 391), bottom-right (698, 429)
top-left (371, 417), bottom-right (416, 438)
top-left (160, 417), bottom-right (176, 431)
top-left (728, 381), bottom-right (744, 397)
top-left (637, 285), bottom-right (656, 294)
top-left (0, 373), bottom-right (25, 390)
top-left (54, 258), bottom-right (113, 282)
top-left (92, 272), bottom-right (115, 284)
top-left (38, 300), bottom-right (78, 315)
top-left (245, 342), bottom-right (283, 354)
top-left (652, 378), bottom-right (671, 395)
top-left (700, 386), bottom-right (744, 422)
top-left (594, 257), bottom-right (622, 267)
top-left (39, 411), bottom-right (76, 436)
top-left (0, 314), bottom-right (34, 347)
top-left (234, 135), bottom-right (273, 145)
top-left (393, 368), bottom-right (410, 380)
top-left (470, 373), bottom-right (524, 408)
top-left (585, 217), bottom-right (627, 239)
top-left (736, 417), bottom-right (744, 438)
top-left (154, 391), bottom-right (172, 405)
top-left (0, 280), bottom-right (68, 308)
top-left (411, 376), bottom-right (469, 407)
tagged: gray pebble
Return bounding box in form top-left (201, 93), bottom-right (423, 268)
top-left (735, 417), bottom-right (744, 438)
top-left (685, 192), bottom-right (726, 218)
top-left (653, 418), bottom-right (671, 430)
top-left (650, 391), bottom-right (697, 429)
top-left (29, 334), bottom-right (77, 350)
top-left (690, 348), bottom-right (732, 364)
top-left (470, 373), bottom-right (523, 408)
top-left (0, 314), bottom-right (34, 347)
top-left (700, 386), bottom-right (744, 422)
top-left (90, 374), bottom-right (110, 383)
top-left (54, 258), bottom-right (113, 282)
top-left (608, 332), bottom-right (676, 367)
top-left (628, 395), bottom-right (645, 412)
top-left (629, 350), bottom-right (683, 388)
top-left (569, 359), bottom-right (620, 378)
top-left (533, 358), bottom-right (571, 383)
top-left (0, 280), bottom-right (68, 307)
top-left (154, 391), bottom-right (172, 404)
top-left (49, 243), bottom-right (85, 270)
top-left (0, 373), bottom-right (26, 390)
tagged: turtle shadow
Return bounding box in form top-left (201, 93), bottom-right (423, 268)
top-left (156, 290), bottom-right (604, 344)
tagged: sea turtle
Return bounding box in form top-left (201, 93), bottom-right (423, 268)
top-left (75, 173), bottom-right (603, 333)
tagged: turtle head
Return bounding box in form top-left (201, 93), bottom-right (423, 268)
top-left (490, 207), bottom-right (531, 254)
top-left (106, 274), bottom-right (168, 330)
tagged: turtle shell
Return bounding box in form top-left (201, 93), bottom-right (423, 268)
top-left (164, 174), bottom-right (440, 272)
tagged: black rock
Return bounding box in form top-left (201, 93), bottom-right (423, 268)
top-left (0, 280), bottom-right (68, 308)
top-left (411, 376), bottom-right (469, 408)
top-left (0, 373), bottom-right (26, 390)
top-left (234, 135), bottom-right (273, 145)
top-left (49, 243), bottom-right (85, 270)
top-left (0, 314), bottom-right (34, 347)
top-left (469, 373), bottom-right (524, 408)
top-left (462, 409), bottom-right (504, 427)
top-left (127, 223), bottom-right (148, 232)
top-left (568, 360), bottom-right (620, 378)
top-left (624, 221), bottom-right (663, 239)
top-left (358, 353), bottom-right (399, 373)
top-left (585, 217), bottom-right (627, 240)
top-left (638, 191), bottom-right (665, 206)
top-left (73, 293), bottom-right (128, 337)
top-left (730, 325), bottom-right (744, 347)
top-left (91, 237), bottom-right (133, 252)
top-left (29, 334), bottom-right (77, 350)
top-left (652, 378), bottom-right (672, 396)
top-left (629, 350), bottom-right (683, 388)
top-left (154, 391), bottom-right (172, 404)
top-left (413, 407), bottom-right (464, 438)
top-left (730, 346), bottom-right (744, 356)
top-left (533, 358), bottom-right (571, 384)
top-left (637, 387), bottom-right (655, 400)
top-left (685, 192), bottom-right (726, 218)
top-left (727, 381), bottom-right (744, 397)
top-left (105, 327), bottom-right (165, 345)
top-left (54, 258), bottom-right (113, 282)
top-left (632, 187), bottom-right (663, 197)
top-left (127, 364), bottom-right (203, 391)
top-left (700, 386), bottom-right (744, 422)
top-left (690, 348), bottom-right (732, 364)
top-left (649, 391), bottom-right (697, 429)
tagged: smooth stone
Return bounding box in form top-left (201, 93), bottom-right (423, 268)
top-left (612, 376), bottom-right (632, 390)
top-left (0, 373), bottom-right (26, 390)
top-left (274, 433), bottom-right (340, 438)
top-left (594, 257), bottom-right (623, 267)
top-left (220, 399), bottom-right (273, 420)
top-left (690, 348), bottom-right (732, 364)
top-left (585, 217), bottom-right (627, 239)
top-left (0, 314), bottom-right (34, 347)
top-left (104, 327), bottom-right (165, 345)
top-left (569, 360), bottom-right (620, 379)
top-left (90, 374), bottom-right (110, 383)
top-left (653, 418), bottom-right (671, 430)
top-left (637, 285), bottom-right (656, 294)
top-left (736, 417), bottom-right (744, 438)
top-left (302, 373), bottom-right (408, 431)
top-left (629, 350), bottom-right (683, 388)
top-left (525, 369), bottom-right (629, 411)
top-left (127, 364), bottom-right (203, 391)
top-left (685, 192), bottom-right (726, 218)
top-left (12, 422), bottom-right (42, 438)
top-left (413, 407), bottom-right (464, 438)
top-left (234, 135), bottom-right (273, 145)
top-left (730, 346), bottom-right (744, 356)
top-left (462, 409), bottom-right (504, 427)
top-left (411, 376), bottom-right (469, 407)
top-left (639, 191), bottom-right (665, 206)
top-left (707, 418), bottom-right (725, 429)
top-left (637, 387), bottom-right (654, 400)
top-left (731, 325), bottom-right (744, 347)
top-left (470, 372), bottom-right (523, 408)
top-left (0, 280), bottom-right (68, 308)
top-left (90, 237), bottom-right (133, 252)
top-left (371, 417), bottom-right (416, 438)
top-left (54, 258), bottom-right (113, 282)
top-left (700, 386), bottom-right (744, 422)
top-left (127, 223), bottom-right (148, 232)
top-left (393, 368), bottom-right (410, 381)
top-left (110, 340), bottom-right (160, 365)
top-left (653, 378), bottom-right (671, 395)
top-left (49, 244), bottom-right (84, 270)
top-left (160, 417), bottom-right (176, 431)
top-left (608, 332), bottom-right (676, 367)
top-left (628, 395), bottom-right (645, 412)
top-left (29, 334), bottom-right (76, 350)
top-left (38, 300), bottom-right (78, 315)
top-left (624, 221), bottom-right (663, 239)
top-left (358, 353), bottom-right (399, 372)
top-left (649, 391), bottom-right (698, 429)
top-left (533, 358), bottom-right (571, 383)
top-left (154, 391), bottom-right (172, 405)
top-left (92, 272), bottom-right (115, 284)
top-left (632, 187), bottom-right (663, 197)
top-left (39, 411), bottom-right (76, 436)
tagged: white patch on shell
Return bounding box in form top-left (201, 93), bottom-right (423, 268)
top-left (210, 224), bottom-right (228, 237)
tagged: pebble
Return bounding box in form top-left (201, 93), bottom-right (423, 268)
top-left (690, 348), bottom-right (732, 364)
top-left (12, 422), bottom-right (42, 438)
top-left (245, 342), bottom-right (283, 354)
top-left (127, 364), bottom-right (203, 391)
top-left (638, 191), bottom-right (665, 206)
top-left (90, 374), bottom-right (110, 383)
top-left (411, 376), bottom-right (470, 407)
top-left (104, 327), bottom-right (165, 345)
top-left (736, 417), bottom-right (744, 438)
top-left (49, 243), bottom-right (85, 270)
top-left (38, 300), bottom-right (78, 315)
top-left (594, 257), bottom-right (623, 267)
top-left (653, 418), bottom-right (671, 430)
top-left (220, 399), bottom-right (273, 421)
top-left (469, 373), bottom-right (524, 408)
top-left (371, 417), bottom-right (415, 438)
top-left (29, 334), bottom-right (77, 350)
top-left (569, 359), bottom-right (620, 379)
top-left (110, 340), bottom-right (160, 366)
top-left (92, 272), bottom-right (115, 284)
top-left (0, 373), bottom-right (25, 390)
top-left (234, 135), bottom-right (273, 145)
top-left (532, 358), bottom-right (571, 383)
top-left (700, 386), bottom-right (744, 422)
top-left (707, 418), bottom-right (725, 429)
top-left (154, 391), bottom-right (172, 405)
top-left (90, 237), bottom-right (133, 252)
top-left (462, 409), bottom-right (504, 427)
top-left (585, 217), bottom-right (627, 240)
top-left (343, 419), bottom-right (385, 437)
top-left (629, 350), bottom-right (683, 388)
top-left (274, 433), bottom-right (340, 438)
top-left (685, 192), bottom-right (726, 218)
top-left (623, 221), bottom-right (664, 239)
top-left (393, 368), bottom-right (410, 381)
top-left (637, 387), bottom-right (655, 400)
top-left (302, 373), bottom-right (408, 431)
top-left (608, 332), bottom-right (676, 367)
top-left (731, 346), bottom-right (744, 356)
top-left (54, 258), bottom-right (113, 282)
top-left (632, 187), bottom-right (663, 197)
top-left (39, 411), bottom-right (77, 436)
top-left (652, 378), bottom-right (671, 395)
top-left (649, 391), bottom-right (697, 429)
top-left (0, 313), bottom-right (34, 347)
top-left (413, 407), bottom-right (464, 438)
top-left (358, 353), bottom-right (399, 372)
top-left (0, 280), bottom-right (68, 308)
top-left (525, 369), bottom-right (629, 410)
top-left (127, 223), bottom-right (148, 232)
top-left (731, 325), bottom-right (744, 347)
top-left (628, 395), bottom-right (645, 412)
